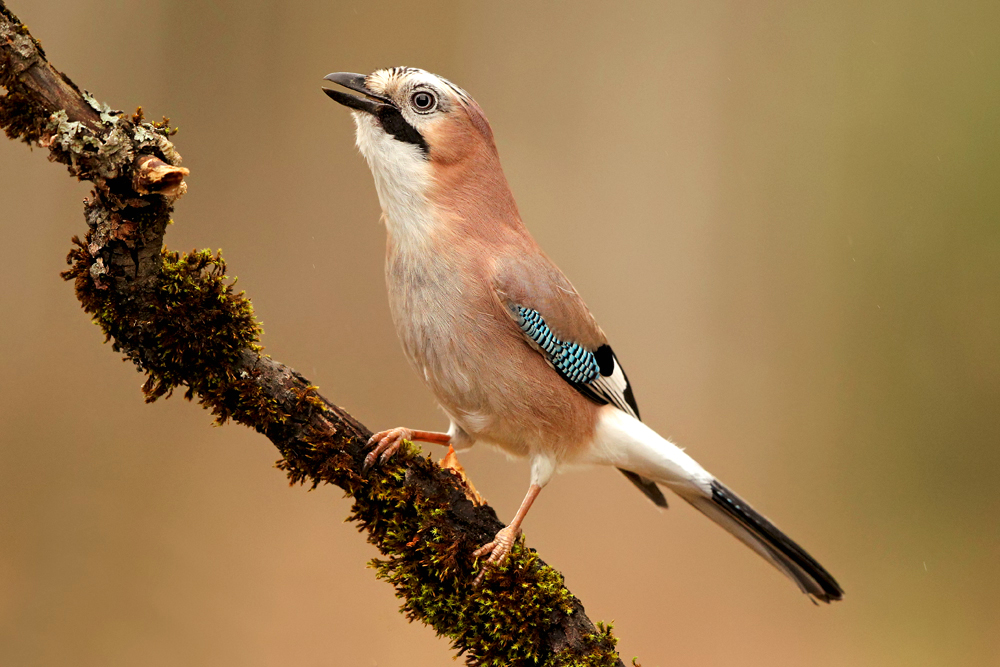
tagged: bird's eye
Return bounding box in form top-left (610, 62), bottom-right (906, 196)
top-left (410, 91), bottom-right (437, 112)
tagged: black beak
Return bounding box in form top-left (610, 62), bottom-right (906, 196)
top-left (322, 72), bottom-right (392, 114)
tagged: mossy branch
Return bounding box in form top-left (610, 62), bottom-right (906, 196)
top-left (0, 3), bottom-right (628, 666)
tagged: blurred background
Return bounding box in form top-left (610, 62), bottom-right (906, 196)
top-left (2, 1), bottom-right (998, 665)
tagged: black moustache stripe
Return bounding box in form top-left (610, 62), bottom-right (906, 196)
top-left (376, 106), bottom-right (429, 156)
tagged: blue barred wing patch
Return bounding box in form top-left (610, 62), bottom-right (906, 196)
top-left (512, 304), bottom-right (640, 419)
top-left (512, 304), bottom-right (665, 507)
top-left (515, 306), bottom-right (600, 385)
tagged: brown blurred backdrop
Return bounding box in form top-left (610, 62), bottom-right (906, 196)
top-left (2, 1), bottom-right (999, 665)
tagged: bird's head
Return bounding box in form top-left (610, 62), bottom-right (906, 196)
top-left (324, 67), bottom-right (515, 229)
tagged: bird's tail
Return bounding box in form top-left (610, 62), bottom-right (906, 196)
top-left (678, 479), bottom-right (843, 602)
top-left (594, 408), bottom-right (844, 603)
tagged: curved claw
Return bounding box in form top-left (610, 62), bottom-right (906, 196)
top-left (362, 427), bottom-right (413, 475)
top-left (472, 525), bottom-right (519, 587)
top-left (379, 441), bottom-right (403, 464)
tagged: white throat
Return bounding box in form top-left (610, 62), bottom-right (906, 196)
top-left (353, 112), bottom-right (439, 246)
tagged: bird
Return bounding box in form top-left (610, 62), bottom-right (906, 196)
top-left (322, 66), bottom-right (844, 602)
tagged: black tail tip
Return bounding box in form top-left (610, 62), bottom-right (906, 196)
top-left (710, 480), bottom-right (844, 603)
top-left (811, 585), bottom-right (845, 604)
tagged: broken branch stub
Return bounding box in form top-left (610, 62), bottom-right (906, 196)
top-left (133, 154), bottom-right (189, 197)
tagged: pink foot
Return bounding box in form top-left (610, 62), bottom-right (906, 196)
top-left (472, 525), bottom-right (520, 586)
top-left (362, 427), bottom-right (413, 474)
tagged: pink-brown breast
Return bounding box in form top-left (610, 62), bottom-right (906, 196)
top-left (382, 91), bottom-right (605, 461)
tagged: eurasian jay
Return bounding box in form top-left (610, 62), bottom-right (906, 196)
top-left (323, 67), bottom-right (843, 602)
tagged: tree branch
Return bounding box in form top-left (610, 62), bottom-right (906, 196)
top-left (0, 3), bottom-right (626, 665)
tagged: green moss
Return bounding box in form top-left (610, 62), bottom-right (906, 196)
top-left (326, 441), bottom-right (615, 667)
top-left (550, 624), bottom-right (621, 667)
top-left (63, 230), bottom-right (276, 428)
top-left (279, 430), bottom-right (611, 665)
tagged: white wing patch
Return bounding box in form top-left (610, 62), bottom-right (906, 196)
top-left (590, 354), bottom-right (638, 419)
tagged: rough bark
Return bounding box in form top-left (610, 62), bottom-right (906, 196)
top-left (0, 3), bottom-right (626, 666)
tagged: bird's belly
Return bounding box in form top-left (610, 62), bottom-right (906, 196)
top-left (387, 277), bottom-right (497, 433)
top-left (385, 246), bottom-right (599, 461)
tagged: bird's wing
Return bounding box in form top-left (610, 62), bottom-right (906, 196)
top-left (493, 251), bottom-right (668, 507)
top-left (492, 250), bottom-right (643, 416)
top-left (508, 303), bottom-right (640, 418)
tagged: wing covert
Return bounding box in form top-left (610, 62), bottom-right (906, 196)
top-left (513, 305), bottom-right (639, 420)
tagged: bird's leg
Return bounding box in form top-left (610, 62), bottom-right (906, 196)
top-left (363, 427), bottom-right (451, 473)
top-left (472, 483), bottom-right (542, 586)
